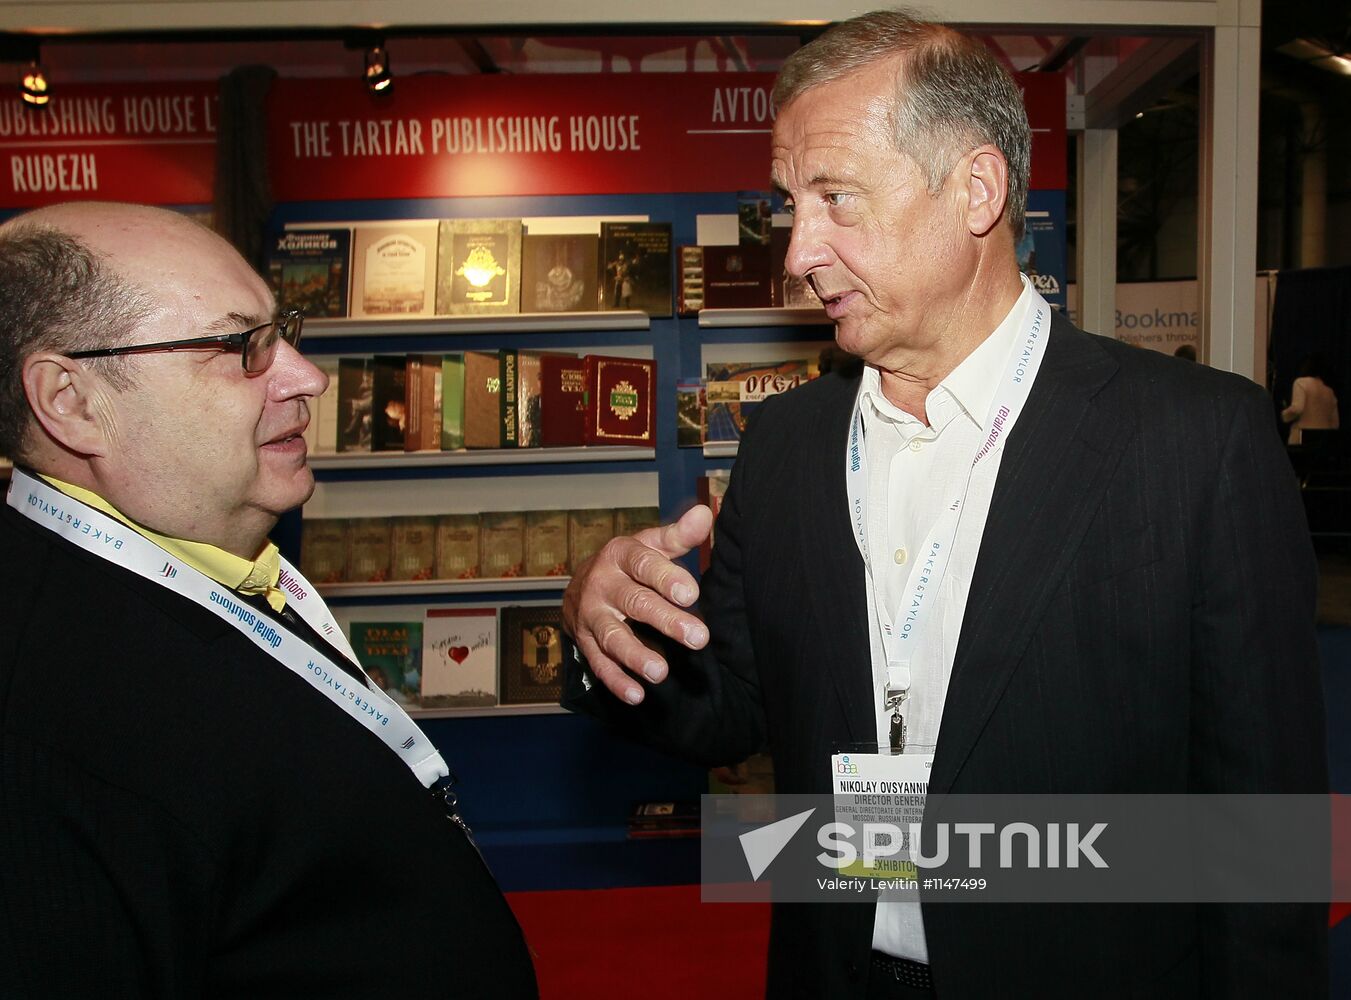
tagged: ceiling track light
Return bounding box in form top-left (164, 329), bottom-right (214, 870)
top-left (364, 44), bottom-right (391, 93)
top-left (21, 60), bottom-right (49, 107)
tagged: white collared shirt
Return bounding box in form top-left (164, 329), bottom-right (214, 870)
top-left (863, 278), bottom-right (1036, 962)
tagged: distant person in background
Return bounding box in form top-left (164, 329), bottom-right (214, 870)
top-left (1173, 343), bottom-right (1198, 362)
top-left (1282, 354), bottom-right (1340, 444)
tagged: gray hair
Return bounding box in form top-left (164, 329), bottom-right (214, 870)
top-left (0, 223), bottom-right (151, 461)
top-left (773, 9), bottom-right (1031, 239)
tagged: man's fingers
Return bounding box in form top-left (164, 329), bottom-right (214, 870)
top-left (576, 622), bottom-right (663, 704)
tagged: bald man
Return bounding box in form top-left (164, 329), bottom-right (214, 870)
top-left (0, 203), bottom-right (537, 998)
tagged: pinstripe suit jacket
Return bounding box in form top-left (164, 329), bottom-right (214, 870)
top-left (564, 311), bottom-right (1328, 998)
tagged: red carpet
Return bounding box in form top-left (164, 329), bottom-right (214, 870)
top-left (508, 885), bottom-right (770, 999)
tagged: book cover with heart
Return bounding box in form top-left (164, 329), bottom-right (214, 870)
top-left (421, 608), bottom-right (498, 708)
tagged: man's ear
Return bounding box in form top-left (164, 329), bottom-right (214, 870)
top-left (22, 353), bottom-right (113, 457)
top-left (962, 145), bottom-right (1009, 238)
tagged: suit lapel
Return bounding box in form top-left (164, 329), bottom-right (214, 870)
top-left (928, 318), bottom-right (1135, 795)
top-left (795, 371), bottom-right (875, 747)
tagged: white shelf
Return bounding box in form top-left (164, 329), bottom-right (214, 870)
top-left (408, 703), bottom-right (567, 720)
top-left (319, 576), bottom-right (570, 599)
top-left (698, 307), bottom-right (831, 328)
top-left (309, 446), bottom-right (654, 470)
top-left (305, 310), bottom-right (650, 338)
top-left (702, 441), bottom-right (739, 458)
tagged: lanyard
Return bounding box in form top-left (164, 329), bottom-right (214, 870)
top-left (845, 291), bottom-right (1050, 716)
top-left (8, 470), bottom-right (450, 789)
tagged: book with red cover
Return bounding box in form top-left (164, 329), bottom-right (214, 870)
top-left (582, 355), bottom-right (656, 447)
top-left (539, 353), bottom-right (586, 448)
top-left (702, 244), bottom-right (772, 309)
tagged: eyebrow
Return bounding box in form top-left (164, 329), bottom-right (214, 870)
top-left (204, 311), bottom-right (268, 334)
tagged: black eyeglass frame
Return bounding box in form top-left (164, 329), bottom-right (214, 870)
top-left (66, 309), bottom-right (305, 375)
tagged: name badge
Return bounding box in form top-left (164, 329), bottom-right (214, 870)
top-left (831, 750), bottom-right (934, 880)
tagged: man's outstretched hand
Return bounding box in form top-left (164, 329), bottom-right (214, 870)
top-left (561, 504), bottom-right (714, 705)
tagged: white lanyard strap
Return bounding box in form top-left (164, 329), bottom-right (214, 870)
top-left (8, 470), bottom-right (449, 788)
top-left (845, 292), bottom-right (1050, 701)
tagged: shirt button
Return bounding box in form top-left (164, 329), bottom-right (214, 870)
top-left (909, 439), bottom-right (924, 452)
top-left (893, 548), bottom-right (907, 565)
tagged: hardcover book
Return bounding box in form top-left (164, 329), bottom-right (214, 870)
top-left (598, 222), bottom-right (672, 316)
top-left (567, 508), bottom-right (614, 570)
top-left (390, 516), bottom-right (438, 581)
top-left (267, 228), bottom-right (350, 318)
top-left (313, 360), bottom-right (340, 455)
top-left (498, 349), bottom-right (519, 449)
top-left (346, 517), bottom-right (392, 582)
top-left (677, 245), bottom-right (705, 316)
top-left (351, 222), bottom-right (438, 318)
top-left (520, 233), bottom-right (599, 313)
top-left (404, 354), bottom-right (442, 453)
top-left (524, 509), bottom-right (570, 577)
top-left (538, 353), bottom-right (587, 448)
top-left (704, 359), bottom-right (811, 443)
top-left (515, 351), bottom-right (544, 448)
top-left (300, 518), bottom-right (348, 584)
top-left (614, 507), bottom-right (660, 536)
top-left (675, 379), bottom-right (706, 448)
top-left (583, 355), bottom-right (656, 447)
top-left (499, 605), bottom-right (566, 705)
top-left (336, 358), bottom-right (372, 452)
top-left (463, 350), bottom-right (501, 449)
top-left (697, 471), bottom-right (731, 572)
top-left (351, 621), bottom-right (422, 706)
top-left (737, 191), bottom-right (773, 246)
top-left (479, 511), bottom-right (526, 578)
top-left (435, 218), bottom-right (523, 315)
top-left (702, 244), bottom-right (773, 309)
top-left (421, 607), bottom-right (498, 708)
top-left (370, 355), bottom-right (408, 452)
top-left (440, 354), bottom-right (466, 451)
top-left (435, 514), bottom-right (481, 579)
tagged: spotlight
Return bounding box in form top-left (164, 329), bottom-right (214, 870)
top-left (20, 61), bottom-right (49, 107)
top-left (364, 45), bottom-right (391, 93)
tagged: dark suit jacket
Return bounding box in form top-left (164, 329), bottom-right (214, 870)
top-left (565, 313), bottom-right (1328, 998)
top-left (0, 500), bottom-right (537, 999)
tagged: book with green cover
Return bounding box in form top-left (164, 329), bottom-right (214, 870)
top-left (350, 620), bottom-right (423, 706)
top-left (440, 353), bottom-right (465, 451)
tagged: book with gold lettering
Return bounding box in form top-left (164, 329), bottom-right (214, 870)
top-left (499, 605), bottom-right (565, 705)
top-left (434, 514), bottom-right (481, 580)
top-left (435, 218), bottom-right (523, 316)
top-left (479, 511), bottom-right (526, 578)
top-left (346, 517), bottom-right (392, 582)
top-left (524, 509), bottom-right (570, 577)
top-left (599, 222), bottom-right (672, 316)
top-left (583, 355), bottom-right (656, 447)
top-left (390, 516), bottom-right (437, 581)
top-left (463, 350), bottom-right (501, 449)
top-left (567, 509), bottom-right (614, 570)
top-left (300, 518), bottom-right (348, 584)
top-left (539, 353), bottom-right (586, 448)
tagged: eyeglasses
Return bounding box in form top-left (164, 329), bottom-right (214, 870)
top-left (67, 309), bottom-right (305, 376)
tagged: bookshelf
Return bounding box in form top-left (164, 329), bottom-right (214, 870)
top-left (319, 576), bottom-right (570, 599)
top-left (698, 306), bottom-right (830, 328)
top-left (305, 310), bottom-right (649, 338)
top-left (309, 446), bottom-right (654, 471)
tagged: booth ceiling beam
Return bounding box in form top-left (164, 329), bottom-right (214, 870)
top-left (1083, 35), bottom-right (1199, 129)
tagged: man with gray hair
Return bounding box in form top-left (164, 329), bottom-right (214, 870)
top-left (563, 10), bottom-right (1326, 997)
top-left (0, 202), bottom-right (537, 997)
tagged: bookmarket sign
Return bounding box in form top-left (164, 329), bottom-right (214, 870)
top-left (0, 82), bottom-right (218, 209)
top-left (268, 72), bottom-right (1065, 201)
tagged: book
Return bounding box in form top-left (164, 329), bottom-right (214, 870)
top-left (390, 516), bottom-right (438, 581)
top-left (346, 517), bottom-right (392, 582)
top-left (498, 349), bottom-right (519, 449)
top-left (463, 350), bottom-right (500, 449)
top-left (538, 353), bottom-right (586, 448)
top-left (336, 358), bottom-right (372, 452)
top-left (479, 511), bottom-right (526, 578)
top-left (350, 222), bottom-right (438, 318)
top-left (299, 518), bottom-right (348, 584)
top-left (435, 514), bottom-right (481, 579)
top-left (520, 233), bottom-right (600, 313)
top-left (598, 222), bottom-right (672, 316)
top-left (627, 800), bottom-right (701, 839)
top-left (737, 191), bottom-right (773, 246)
top-left (313, 360), bottom-right (340, 454)
top-left (440, 354), bottom-right (466, 451)
top-left (421, 607), bottom-right (498, 708)
top-left (404, 354), bottom-right (442, 453)
top-left (702, 244), bottom-right (773, 309)
top-left (704, 358), bottom-right (811, 443)
top-left (614, 507), bottom-right (660, 536)
top-left (351, 620), bottom-right (422, 706)
top-left (515, 350), bottom-right (544, 448)
top-left (499, 605), bottom-right (566, 705)
top-left (567, 509), bottom-right (614, 570)
top-left (675, 379), bottom-right (706, 447)
top-left (267, 228), bottom-right (350, 318)
top-left (435, 218), bottom-right (523, 315)
top-left (370, 355), bottom-right (408, 451)
top-left (583, 355), bottom-right (656, 447)
top-left (524, 509), bottom-right (570, 577)
top-left (677, 245), bottom-right (705, 316)
top-left (697, 471), bottom-right (731, 572)
top-left (770, 225), bottom-right (821, 309)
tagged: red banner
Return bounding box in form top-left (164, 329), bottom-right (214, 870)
top-left (0, 82), bottom-right (218, 210)
top-left (268, 71), bottom-right (1064, 203)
